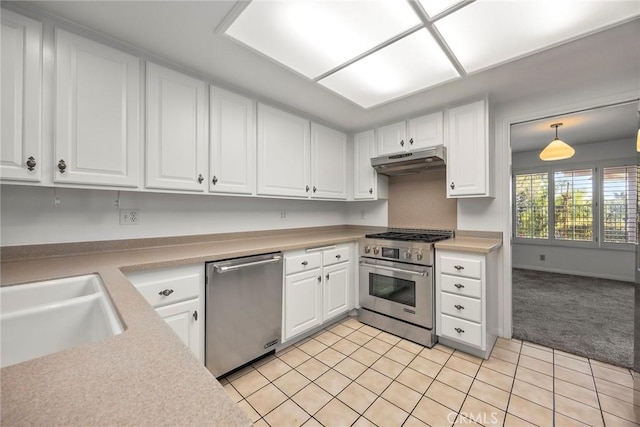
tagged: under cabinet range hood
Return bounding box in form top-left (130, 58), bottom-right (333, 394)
top-left (371, 145), bottom-right (446, 176)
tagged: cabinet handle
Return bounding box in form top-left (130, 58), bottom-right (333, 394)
top-left (212, 175), bottom-right (218, 185)
top-left (197, 174), bottom-right (204, 184)
top-left (301, 261), bottom-right (308, 266)
top-left (454, 283), bottom-right (464, 289)
top-left (313, 186), bottom-right (317, 193)
top-left (305, 185), bottom-right (310, 192)
top-left (450, 182), bottom-right (455, 190)
top-left (369, 188), bottom-right (373, 194)
top-left (326, 273), bottom-right (329, 280)
top-left (454, 304), bottom-right (464, 310)
top-left (58, 159), bottom-right (67, 173)
top-left (193, 310), bottom-right (198, 321)
top-left (335, 254), bottom-right (341, 259)
top-left (400, 139), bottom-right (404, 147)
top-left (454, 265), bottom-right (464, 270)
top-left (317, 276), bottom-right (321, 282)
top-left (409, 138), bottom-right (414, 145)
top-left (159, 289), bottom-right (174, 296)
top-left (26, 156), bottom-right (37, 171)
top-left (454, 327), bottom-right (465, 334)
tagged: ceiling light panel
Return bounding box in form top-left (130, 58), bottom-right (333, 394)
top-left (225, 0), bottom-right (421, 79)
top-left (435, 0), bottom-right (640, 73)
top-left (416, 0), bottom-right (465, 18)
top-left (318, 29), bottom-right (460, 109)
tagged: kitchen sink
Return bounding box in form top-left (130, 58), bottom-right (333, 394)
top-left (1, 274), bottom-right (123, 368)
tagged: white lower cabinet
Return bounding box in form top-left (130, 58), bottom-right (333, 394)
top-left (435, 249), bottom-right (498, 358)
top-left (126, 264), bottom-right (204, 363)
top-left (283, 243), bottom-right (354, 342)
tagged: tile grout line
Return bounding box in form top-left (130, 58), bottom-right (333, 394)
top-left (589, 358), bottom-right (607, 427)
top-left (498, 339), bottom-right (521, 427)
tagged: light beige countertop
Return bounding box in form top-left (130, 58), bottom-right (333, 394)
top-left (0, 226), bottom-right (373, 426)
top-left (434, 236), bottom-right (503, 254)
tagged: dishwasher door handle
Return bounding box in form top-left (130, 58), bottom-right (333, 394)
top-left (359, 261), bottom-right (427, 277)
top-left (214, 256), bottom-right (282, 273)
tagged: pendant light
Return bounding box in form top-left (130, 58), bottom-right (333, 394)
top-left (539, 123), bottom-right (575, 161)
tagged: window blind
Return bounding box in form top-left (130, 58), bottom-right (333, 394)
top-left (514, 172), bottom-right (548, 239)
top-left (553, 169), bottom-right (593, 242)
top-left (602, 165), bottom-right (638, 244)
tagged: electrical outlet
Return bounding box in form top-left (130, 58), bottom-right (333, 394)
top-left (119, 209), bottom-right (140, 225)
top-left (280, 211), bottom-right (287, 221)
top-left (360, 210), bottom-right (366, 220)
top-left (539, 254), bottom-right (546, 261)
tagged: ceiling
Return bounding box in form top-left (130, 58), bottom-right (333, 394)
top-left (510, 102), bottom-right (639, 153)
top-left (10, 1), bottom-right (640, 132)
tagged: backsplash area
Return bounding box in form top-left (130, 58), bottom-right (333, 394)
top-left (387, 170), bottom-right (457, 230)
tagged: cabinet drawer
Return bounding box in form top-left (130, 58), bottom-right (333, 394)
top-left (128, 266), bottom-right (201, 308)
top-left (323, 246), bottom-right (350, 266)
top-left (286, 252), bottom-right (322, 275)
top-left (440, 293), bottom-right (481, 323)
top-left (439, 255), bottom-right (481, 279)
top-left (440, 314), bottom-right (482, 348)
top-left (440, 274), bottom-right (481, 298)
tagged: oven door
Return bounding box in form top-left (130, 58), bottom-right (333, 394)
top-left (359, 258), bottom-right (433, 328)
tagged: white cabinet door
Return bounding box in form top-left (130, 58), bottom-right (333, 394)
top-left (54, 29), bottom-right (140, 187)
top-left (209, 86), bottom-right (255, 195)
top-left (257, 104), bottom-right (310, 198)
top-left (156, 299), bottom-right (202, 363)
top-left (353, 130), bottom-right (377, 200)
top-left (284, 269), bottom-right (322, 340)
top-left (323, 262), bottom-right (350, 321)
top-left (408, 111), bottom-right (443, 150)
top-left (146, 62), bottom-right (207, 192)
top-left (311, 123), bottom-right (347, 200)
top-left (377, 121), bottom-right (406, 155)
top-left (1, 10), bottom-right (42, 182)
top-left (447, 100), bottom-right (490, 198)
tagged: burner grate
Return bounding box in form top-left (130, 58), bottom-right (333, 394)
top-left (365, 229), bottom-right (454, 243)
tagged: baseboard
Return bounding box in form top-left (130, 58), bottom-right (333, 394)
top-left (512, 265), bottom-right (634, 283)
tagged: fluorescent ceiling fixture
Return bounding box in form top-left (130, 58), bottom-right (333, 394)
top-left (225, 0), bottom-right (421, 79)
top-left (435, 0), bottom-right (640, 73)
top-left (417, 0), bottom-right (465, 17)
top-left (318, 29), bottom-right (459, 109)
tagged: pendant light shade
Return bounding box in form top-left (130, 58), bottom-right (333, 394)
top-left (539, 123), bottom-right (575, 161)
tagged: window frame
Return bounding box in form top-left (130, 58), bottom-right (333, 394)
top-left (512, 167), bottom-right (551, 245)
top-left (599, 158), bottom-right (637, 251)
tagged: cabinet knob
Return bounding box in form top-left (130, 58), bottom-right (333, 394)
top-left (369, 188), bottom-right (373, 194)
top-left (193, 310), bottom-right (198, 321)
top-left (400, 139), bottom-right (404, 147)
top-left (454, 304), bottom-right (464, 310)
top-left (335, 254), bottom-right (341, 259)
top-left (454, 283), bottom-right (464, 289)
top-left (317, 276), bottom-right (321, 282)
top-left (58, 159), bottom-right (67, 173)
top-left (301, 261), bottom-right (308, 266)
top-left (159, 289), bottom-right (174, 296)
top-left (450, 182), bottom-right (455, 190)
top-left (313, 186), bottom-right (317, 193)
top-left (197, 174), bottom-right (204, 184)
top-left (454, 327), bottom-right (465, 334)
top-left (409, 138), bottom-right (414, 145)
top-left (305, 185), bottom-right (310, 192)
top-left (325, 273), bottom-right (329, 280)
top-left (454, 265), bottom-right (464, 270)
top-left (212, 175), bottom-right (218, 185)
top-left (26, 156), bottom-right (37, 171)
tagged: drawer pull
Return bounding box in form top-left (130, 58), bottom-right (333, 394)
top-left (335, 254), bottom-right (341, 259)
top-left (454, 304), bottom-right (464, 310)
top-left (454, 327), bottom-right (465, 334)
top-left (193, 310), bottom-right (198, 321)
top-left (454, 283), bottom-right (464, 289)
top-left (454, 265), bottom-right (464, 270)
top-left (301, 261), bottom-right (309, 266)
top-left (159, 289), bottom-right (174, 297)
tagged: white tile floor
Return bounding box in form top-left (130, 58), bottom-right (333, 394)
top-left (220, 317), bottom-right (640, 426)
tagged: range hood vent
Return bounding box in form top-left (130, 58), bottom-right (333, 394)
top-left (371, 145), bottom-right (446, 176)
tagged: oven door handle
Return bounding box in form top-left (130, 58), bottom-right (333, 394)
top-left (359, 261), bottom-right (428, 277)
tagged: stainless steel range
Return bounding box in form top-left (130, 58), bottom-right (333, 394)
top-left (358, 229), bottom-right (454, 347)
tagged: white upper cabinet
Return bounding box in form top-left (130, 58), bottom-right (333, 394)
top-left (146, 62), bottom-right (207, 192)
top-left (55, 29), bottom-right (140, 187)
top-left (353, 129), bottom-right (388, 200)
top-left (377, 121), bottom-right (407, 155)
top-left (311, 123), bottom-right (347, 200)
top-left (446, 99), bottom-right (492, 198)
top-left (1, 10), bottom-right (42, 182)
top-left (209, 86), bottom-right (255, 195)
top-left (377, 111), bottom-right (443, 155)
top-left (257, 104), bottom-right (310, 198)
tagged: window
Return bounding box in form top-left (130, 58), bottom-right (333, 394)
top-left (514, 172), bottom-right (548, 239)
top-left (513, 161), bottom-right (637, 249)
top-left (554, 168), bottom-right (593, 242)
top-left (602, 165), bottom-right (638, 244)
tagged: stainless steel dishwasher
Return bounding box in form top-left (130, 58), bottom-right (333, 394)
top-left (205, 252), bottom-right (283, 378)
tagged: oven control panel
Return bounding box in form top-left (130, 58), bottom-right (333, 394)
top-left (359, 238), bottom-right (434, 267)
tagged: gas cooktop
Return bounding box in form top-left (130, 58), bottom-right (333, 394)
top-left (364, 229), bottom-right (454, 243)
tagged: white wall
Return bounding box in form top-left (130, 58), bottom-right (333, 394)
top-left (0, 185), bottom-right (387, 246)
top-left (513, 138), bottom-right (635, 168)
